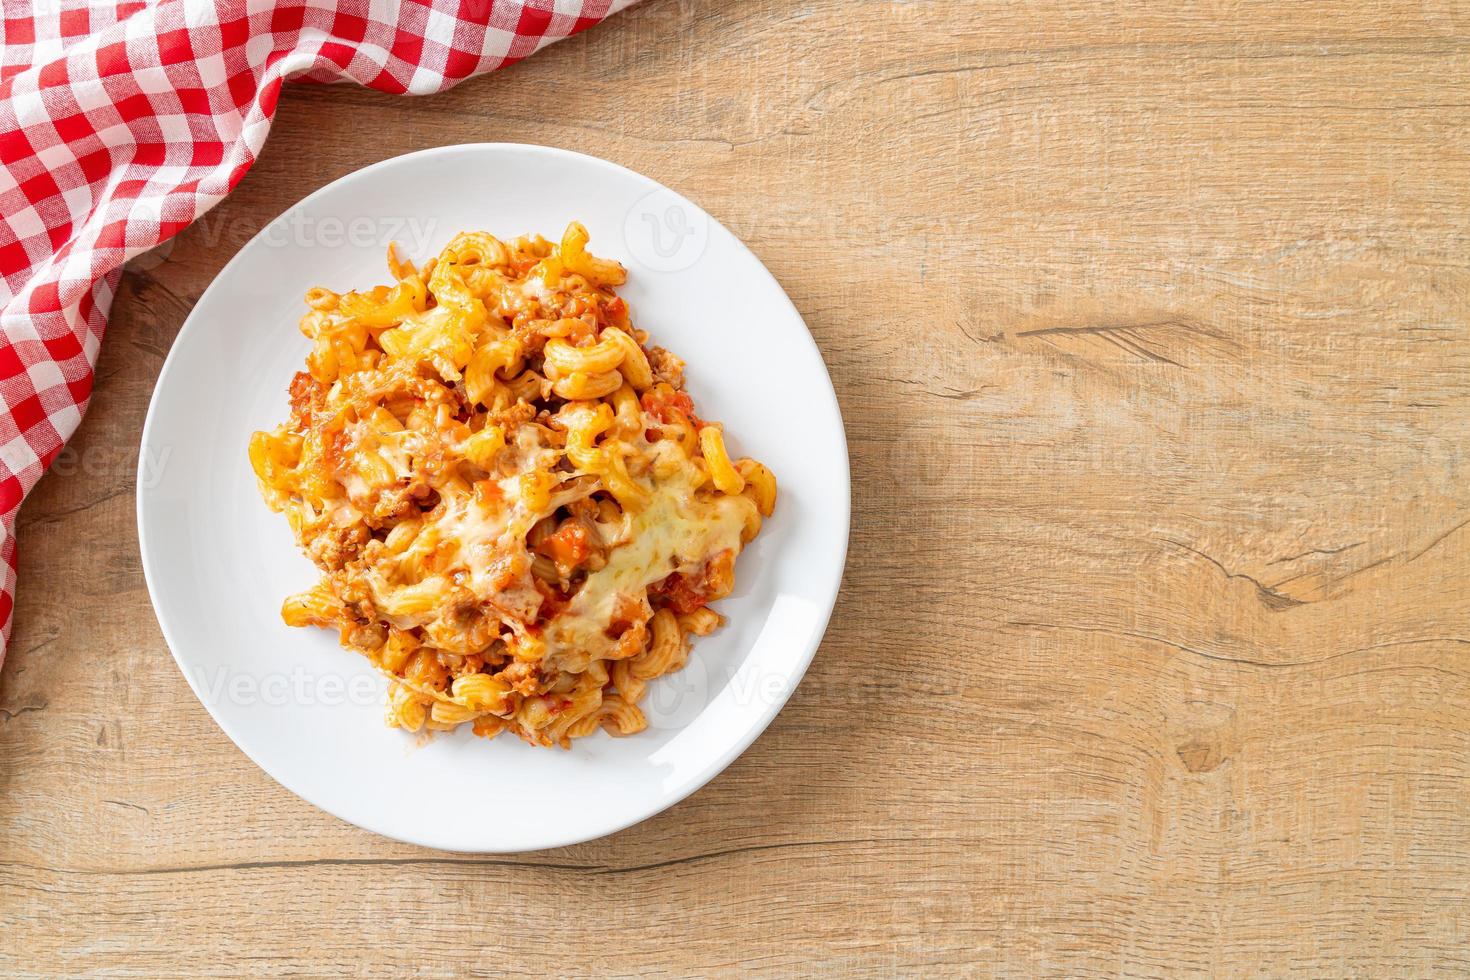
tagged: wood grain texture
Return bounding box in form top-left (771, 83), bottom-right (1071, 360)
top-left (3, 0), bottom-right (1469, 974)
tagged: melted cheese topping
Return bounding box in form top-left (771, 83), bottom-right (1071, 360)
top-left (544, 442), bottom-right (755, 671)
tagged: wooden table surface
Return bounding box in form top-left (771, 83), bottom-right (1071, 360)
top-left (4, 1), bottom-right (1469, 975)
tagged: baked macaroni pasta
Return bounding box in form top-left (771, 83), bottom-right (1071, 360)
top-left (249, 224), bottom-right (776, 748)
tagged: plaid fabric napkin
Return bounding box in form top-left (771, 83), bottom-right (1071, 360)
top-left (0, 0), bottom-right (637, 666)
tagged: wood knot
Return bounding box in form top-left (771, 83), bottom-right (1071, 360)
top-left (1177, 739), bottom-right (1227, 774)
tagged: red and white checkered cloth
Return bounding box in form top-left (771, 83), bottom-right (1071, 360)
top-left (0, 0), bottom-right (638, 667)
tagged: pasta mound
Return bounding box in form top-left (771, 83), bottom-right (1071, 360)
top-left (249, 223), bottom-right (776, 747)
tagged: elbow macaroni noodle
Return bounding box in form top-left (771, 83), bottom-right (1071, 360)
top-left (249, 223), bottom-right (776, 748)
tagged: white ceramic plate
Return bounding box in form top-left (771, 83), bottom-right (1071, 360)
top-left (137, 144), bottom-right (849, 852)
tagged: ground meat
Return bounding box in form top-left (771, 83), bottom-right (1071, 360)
top-left (287, 371), bottom-right (326, 427)
top-left (646, 346), bottom-right (685, 388)
top-left (488, 401), bottom-right (536, 431)
top-left (367, 477), bottom-right (433, 524)
top-left (306, 522), bottom-right (369, 570)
